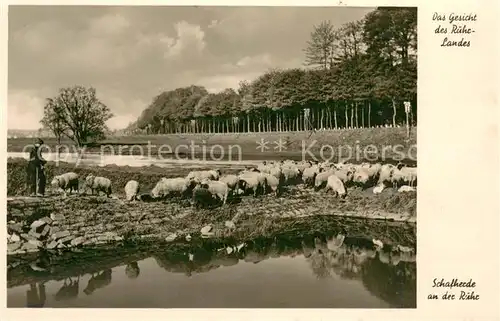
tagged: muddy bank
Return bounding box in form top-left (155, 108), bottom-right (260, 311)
top-left (7, 188), bottom-right (416, 257)
top-left (7, 232), bottom-right (416, 309)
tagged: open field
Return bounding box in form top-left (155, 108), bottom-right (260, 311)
top-left (8, 127), bottom-right (417, 163)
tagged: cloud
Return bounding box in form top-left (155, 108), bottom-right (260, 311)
top-left (236, 54), bottom-right (273, 68)
top-left (8, 90), bottom-right (46, 130)
top-left (164, 21), bottom-right (206, 59)
top-left (88, 13), bottom-right (130, 35)
top-left (8, 6), bottom-right (374, 130)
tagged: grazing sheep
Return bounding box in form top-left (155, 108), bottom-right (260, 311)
top-left (192, 185), bottom-right (219, 208)
top-left (83, 269), bottom-right (112, 296)
top-left (200, 179), bottom-right (230, 205)
top-left (333, 167), bottom-right (354, 185)
top-left (220, 174), bottom-right (247, 196)
top-left (239, 172), bottom-right (266, 196)
top-left (281, 165), bottom-right (301, 185)
top-left (51, 172), bottom-right (79, 196)
top-left (314, 169), bottom-right (336, 190)
top-left (257, 161), bottom-right (271, 173)
top-left (398, 185), bottom-right (416, 192)
top-left (124, 180), bottom-right (140, 201)
top-left (296, 160), bottom-right (312, 173)
top-left (360, 163), bottom-right (382, 183)
top-left (324, 175), bottom-right (347, 198)
top-left (186, 170), bottom-right (221, 183)
top-left (151, 177), bottom-right (195, 199)
top-left (378, 164), bottom-right (396, 186)
top-left (85, 174), bottom-right (112, 197)
top-left (263, 173), bottom-right (281, 196)
top-left (352, 168), bottom-right (371, 187)
top-left (392, 166), bottom-right (417, 188)
top-left (269, 166), bottom-right (283, 182)
top-left (302, 165), bottom-right (320, 187)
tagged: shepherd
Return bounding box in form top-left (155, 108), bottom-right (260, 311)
top-left (26, 138), bottom-right (47, 197)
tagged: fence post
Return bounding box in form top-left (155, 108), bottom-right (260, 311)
top-left (404, 101), bottom-right (411, 139)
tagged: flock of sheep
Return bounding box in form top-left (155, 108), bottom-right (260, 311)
top-left (50, 159), bottom-right (417, 207)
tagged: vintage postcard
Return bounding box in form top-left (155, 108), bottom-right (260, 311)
top-left (1, 0), bottom-right (498, 320)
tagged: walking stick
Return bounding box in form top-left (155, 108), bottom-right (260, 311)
top-left (35, 166), bottom-right (39, 196)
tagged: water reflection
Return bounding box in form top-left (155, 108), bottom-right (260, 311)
top-left (125, 262), bottom-right (140, 280)
top-left (8, 234), bottom-right (416, 308)
top-left (26, 283), bottom-right (46, 308)
top-left (83, 269), bottom-right (112, 295)
top-left (54, 277), bottom-right (79, 301)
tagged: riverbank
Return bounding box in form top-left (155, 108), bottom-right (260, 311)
top-left (7, 186), bottom-right (416, 256)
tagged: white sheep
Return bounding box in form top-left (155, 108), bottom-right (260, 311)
top-left (219, 174), bottom-right (247, 196)
top-left (327, 175), bottom-right (348, 197)
top-left (51, 172), bottom-right (79, 196)
top-left (200, 179), bottom-right (229, 205)
top-left (263, 173), bottom-right (281, 196)
top-left (124, 180), bottom-right (140, 201)
top-left (324, 174), bottom-right (347, 198)
top-left (392, 166), bottom-right (417, 187)
top-left (360, 163), bottom-right (382, 183)
top-left (314, 169), bottom-right (336, 190)
top-left (151, 177), bottom-right (195, 199)
top-left (269, 166), bottom-right (283, 182)
top-left (238, 171), bottom-right (265, 197)
top-left (281, 165), bottom-right (300, 185)
top-left (302, 165), bottom-right (320, 187)
top-left (186, 170), bottom-right (221, 183)
top-left (85, 174), bottom-right (112, 197)
top-left (398, 185), bottom-right (416, 192)
top-left (378, 164), bottom-right (396, 186)
top-left (352, 168), bottom-right (370, 187)
top-left (333, 167), bottom-right (354, 184)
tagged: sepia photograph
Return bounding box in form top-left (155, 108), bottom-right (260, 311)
top-left (6, 5), bottom-right (417, 309)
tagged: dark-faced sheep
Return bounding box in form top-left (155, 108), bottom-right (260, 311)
top-left (262, 173), bottom-right (281, 196)
top-left (200, 179), bottom-right (229, 205)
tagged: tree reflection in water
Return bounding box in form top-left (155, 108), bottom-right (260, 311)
top-left (151, 234), bottom-right (415, 308)
top-left (125, 262), bottom-right (140, 280)
top-left (11, 232), bottom-right (415, 308)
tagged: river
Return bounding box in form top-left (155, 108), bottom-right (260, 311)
top-left (7, 236), bottom-right (416, 309)
top-left (7, 152), bottom-right (258, 168)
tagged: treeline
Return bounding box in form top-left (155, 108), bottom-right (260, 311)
top-left (131, 7), bottom-right (417, 135)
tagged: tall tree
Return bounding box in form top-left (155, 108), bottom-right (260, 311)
top-left (43, 86), bottom-right (113, 146)
top-left (303, 20), bottom-right (337, 70)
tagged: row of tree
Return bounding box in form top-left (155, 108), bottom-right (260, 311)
top-left (131, 6), bottom-right (417, 135)
top-left (40, 7), bottom-right (416, 145)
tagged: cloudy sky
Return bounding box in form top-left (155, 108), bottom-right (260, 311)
top-left (8, 6), bottom-right (374, 130)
